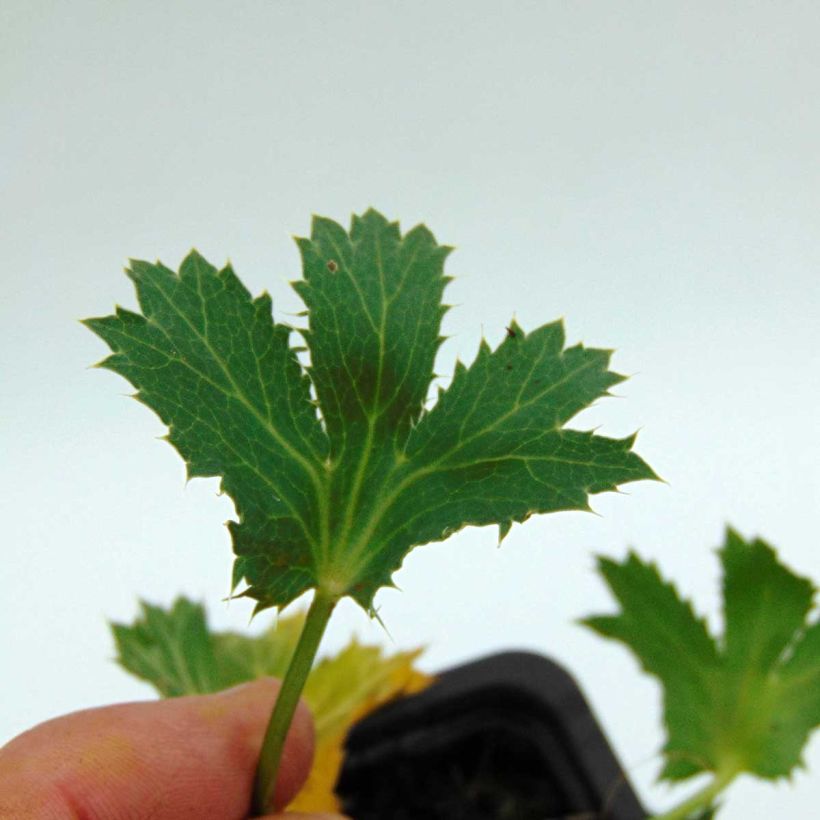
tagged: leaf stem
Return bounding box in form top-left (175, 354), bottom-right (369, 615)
top-left (649, 769), bottom-right (738, 820)
top-left (253, 589), bottom-right (337, 814)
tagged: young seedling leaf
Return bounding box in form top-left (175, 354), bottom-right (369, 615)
top-left (111, 598), bottom-right (223, 697)
top-left (87, 209), bottom-right (656, 614)
top-left (582, 529), bottom-right (820, 783)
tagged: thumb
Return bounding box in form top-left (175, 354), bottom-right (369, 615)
top-left (0, 678), bottom-right (314, 819)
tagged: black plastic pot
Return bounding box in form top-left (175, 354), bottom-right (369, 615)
top-left (336, 651), bottom-right (647, 820)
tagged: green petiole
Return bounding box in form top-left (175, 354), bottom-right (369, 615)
top-left (649, 769), bottom-right (738, 820)
top-left (253, 589), bottom-right (338, 814)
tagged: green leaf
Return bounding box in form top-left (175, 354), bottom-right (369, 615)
top-left (84, 252), bottom-right (328, 611)
top-left (111, 598), bottom-right (295, 695)
top-left (87, 209), bottom-right (655, 613)
top-left (293, 211), bottom-right (450, 450)
top-left (582, 529), bottom-right (820, 782)
top-left (111, 598), bottom-right (223, 697)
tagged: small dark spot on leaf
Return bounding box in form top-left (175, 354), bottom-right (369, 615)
top-left (505, 326), bottom-right (516, 338)
top-left (326, 259), bottom-right (338, 273)
top-left (505, 363), bottom-right (513, 370)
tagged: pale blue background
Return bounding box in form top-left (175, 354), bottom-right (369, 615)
top-left (2, 2), bottom-right (819, 817)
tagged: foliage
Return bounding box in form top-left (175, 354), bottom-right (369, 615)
top-left (584, 528), bottom-right (820, 790)
top-left (85, 208), bottom-right (655, 616)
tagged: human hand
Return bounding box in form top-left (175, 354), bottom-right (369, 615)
top-left (0, 678), bottom-right (346, 819)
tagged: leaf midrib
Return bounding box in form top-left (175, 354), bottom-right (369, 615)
top-left (322, 230), bottom-right (427, 582)
top-left (327, 230), bottom-right (389, 574)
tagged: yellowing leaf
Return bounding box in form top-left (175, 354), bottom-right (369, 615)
top-left (290, 641), bottom-right (432, 812)
top-left (288, 638), bottom-right (432, 811)
top-left (306, 640), bottom-right (430, 738)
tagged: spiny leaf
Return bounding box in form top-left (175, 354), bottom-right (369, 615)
top-left (292, 210), bottom-right (451, 451)
top-left (582, 529), bottom-right (820, 782)
top-left (87, 209), bottom-right (656, 614)
top-left (85, 252), bottom-right (327, 611)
